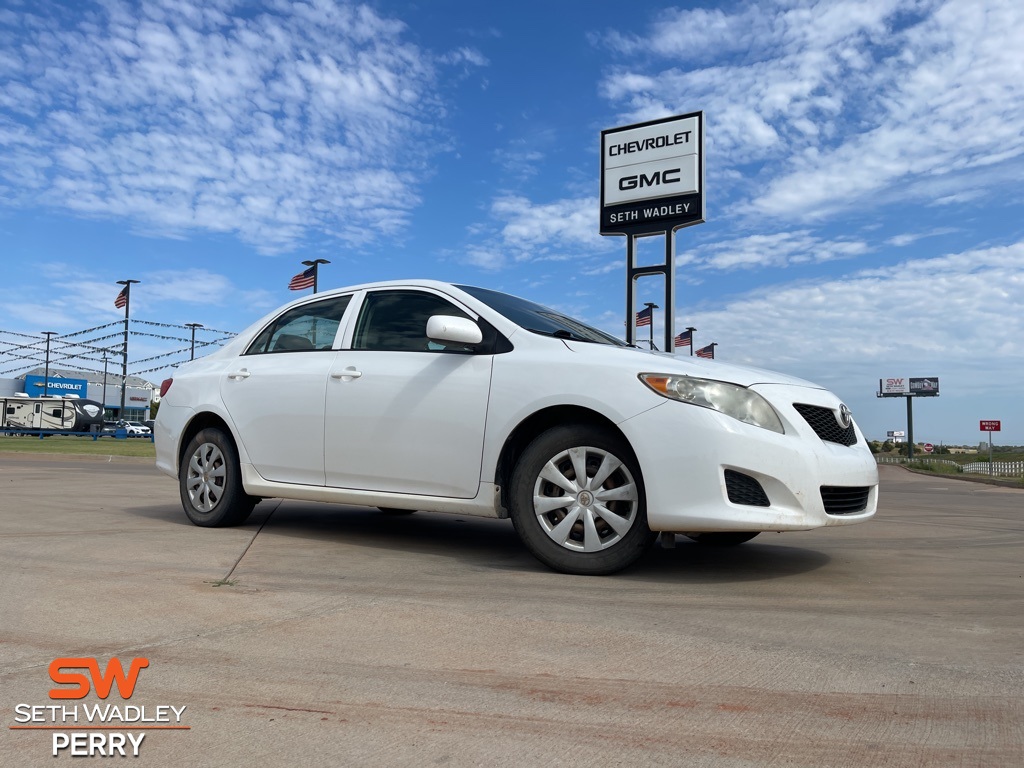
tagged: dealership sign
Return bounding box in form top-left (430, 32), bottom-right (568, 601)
top-left (24, 375), bottom-right (87, 398)
top-left (878, 377), bottom-right (940, 397)
top-left (600, 112), bottom-right (705, 235)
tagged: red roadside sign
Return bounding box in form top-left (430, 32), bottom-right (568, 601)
top-left (923, 443), bottom-right (934, 453)
top-left (980, 420), bottom-right (1001, 432)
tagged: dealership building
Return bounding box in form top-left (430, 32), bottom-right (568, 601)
top-left (0, 367), bottom-right (155, 421)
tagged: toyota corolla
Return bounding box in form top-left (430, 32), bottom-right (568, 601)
top-left (155, 279), bottom-right (877, 575)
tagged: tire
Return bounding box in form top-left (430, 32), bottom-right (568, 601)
top-left (509, 425), bottom-right (654, 575)
top-left (179, 427), bottom-right (256, 527)
top-left (377, 507), bottom-right (416, 515)
top-left (685, 532), bottom-right (760, 546)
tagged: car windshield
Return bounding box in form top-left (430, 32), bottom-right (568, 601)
top-left (457, 285), bottom-right (627, 346)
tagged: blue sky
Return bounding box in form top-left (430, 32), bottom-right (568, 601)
top-left (2, 0), bottom-right (1023, 445)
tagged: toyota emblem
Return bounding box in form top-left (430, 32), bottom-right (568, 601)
top-left (838, 404), bottom-right (853, 429)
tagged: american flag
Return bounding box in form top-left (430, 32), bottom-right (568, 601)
top-left (114, 286), bottom-right (128, 309)
top-left (674, 329), bottom-right (692, 348)
top-left (695, 343), bottom-right (716, 359)
top-left (288, 266), bottom-right (316, 291)
top-left (636, 306), bottom-right (653, 327)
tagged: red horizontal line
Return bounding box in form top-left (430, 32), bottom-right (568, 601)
top-left (10, 725), bottom-right (190, 731)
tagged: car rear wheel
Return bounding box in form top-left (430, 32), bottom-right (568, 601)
top-left (510, 425), bottom-right (654, 575)
top-left (685, 532), bottom-right (760, 546)
top-left (179, 427), bottom-right (256, 527)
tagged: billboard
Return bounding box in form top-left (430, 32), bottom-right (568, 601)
top-left (600, 112), bottom-right (704, 236)
top-left (878, 377), bottom-right (939, 397)
top-left (909, 377), bottom-right (939, 396)
top-left (880, 377), bottom-right (908, 395)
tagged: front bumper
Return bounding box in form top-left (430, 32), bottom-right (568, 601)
top-left (620, 385), bottom-right (878, 532)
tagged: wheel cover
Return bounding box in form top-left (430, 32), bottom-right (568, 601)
top-left (185, 442), bottom-right (226, 513)
top-left (532, 445), bottom-right (639, 552)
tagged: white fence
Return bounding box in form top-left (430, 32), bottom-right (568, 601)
top-left (877, 456), bottom-right (1024, 478)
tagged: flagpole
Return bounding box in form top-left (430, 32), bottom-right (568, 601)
top-left (116, 279), bottom-right (139, 419)
top-left (686, 326), bottom-right (696, 357)
top-left (644, 302), bottom-right (658, 351)
top-left (302, 259), bottom-right (331, 294)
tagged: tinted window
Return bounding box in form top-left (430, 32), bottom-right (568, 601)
top-left (456, 285), bottom-right (626, 346)
top-left (246, 295), bottom-right (352, 355)
top-left (352, 291), bottom-right (474, 352)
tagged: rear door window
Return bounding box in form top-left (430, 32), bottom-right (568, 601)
top-left (246, 295), bottom-right (352, 355)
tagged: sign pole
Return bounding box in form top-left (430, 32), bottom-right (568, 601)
top-left (989, 432), bottom-right (993, 476)
top-left (906, 395), bottom-right (914, 460)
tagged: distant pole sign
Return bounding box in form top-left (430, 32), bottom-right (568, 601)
top-left (979, 420), bottom-right (1001, 432)
top-left (924, 443), bottom-right (934, 454)
top-left (600, 112), bottom-right (705, 236)
top-left (877, 377), bottom-right (939, 461)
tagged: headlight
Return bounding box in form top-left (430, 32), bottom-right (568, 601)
top-left (639, 374), bottom-right (785, 434)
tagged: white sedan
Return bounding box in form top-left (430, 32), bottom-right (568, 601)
top-left (155, 280), bottom-right (877, 575)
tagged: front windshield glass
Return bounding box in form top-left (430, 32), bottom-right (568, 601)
top-left (457, 285), bottom-right (627, 346)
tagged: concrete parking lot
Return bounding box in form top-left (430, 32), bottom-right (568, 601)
top-left (1, 457), bottom-right (1021, 767)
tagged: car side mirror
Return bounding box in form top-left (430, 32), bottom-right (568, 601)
top-left (426, 315), bottom-right (483, 346)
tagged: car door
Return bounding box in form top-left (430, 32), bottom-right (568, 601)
top-left (219, 294), bottom-right (352, 486)
top-left (324, 289), bottom-right (493, 498)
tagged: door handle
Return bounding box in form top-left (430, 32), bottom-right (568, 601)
top-left (227, 369), bottom-right (251, 380)
top-left (330, 367), bottom-right (362, 381)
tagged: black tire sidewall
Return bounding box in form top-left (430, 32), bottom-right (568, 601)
top-left (179, 427), bottom-right (254, 527)
top-left (510, 425), bottom-right (654, 575)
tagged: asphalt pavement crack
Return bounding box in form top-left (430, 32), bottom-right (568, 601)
top-left (222, 500), bottom-right (280, 582)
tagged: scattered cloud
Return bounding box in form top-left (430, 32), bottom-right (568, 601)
top-left (680, 240), bottom-right (1024, 395)
top-left (594, 0), bottom-right (1024, 223)
top-left (885, 228), bottom-right (959, 247)
top-left (459, 194), bottom-right (617, 270)
top-left (0, 0), bottom-right (451, 253)
top-left (689, 231), bottom-right (870, 270)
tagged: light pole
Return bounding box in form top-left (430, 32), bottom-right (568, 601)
top-left (101, 349), bottom-right (110, 419)
top-left (41, 331), bottom-right (57, 397)
top-left (116, 279), bottom-right (140, 419)
top-left (184, 323), bottom-right (203, 360)
top-left (301, 259), bottom-right (331, 293)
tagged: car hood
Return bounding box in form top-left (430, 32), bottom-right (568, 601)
top-left (561, 340), bottom-right (823, 390)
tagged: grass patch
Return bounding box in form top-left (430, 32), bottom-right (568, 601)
top-left (912, 462), bottom-right (964, 475)
top-left (205, 578), bottom-right (239, 588)
top-left (0, 435), bottom-right (156, 458)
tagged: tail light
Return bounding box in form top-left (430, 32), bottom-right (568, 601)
top-left (159, 378), bottom-right (173, 398)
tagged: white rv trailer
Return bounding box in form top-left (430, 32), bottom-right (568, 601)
top-left (0, 395), bottom-right (104, 434)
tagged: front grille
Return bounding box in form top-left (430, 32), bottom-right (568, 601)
top-left (821, 486), bottom-right (870, 515)
top-left (725, 470), bottom-right (770, 507)
top-left (793, 403), bottom-right (858, 446)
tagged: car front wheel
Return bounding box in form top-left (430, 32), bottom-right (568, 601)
top-left (510, 425), bottom-right (654, 575)
top-left (179, 427), bottom-right (256, 527)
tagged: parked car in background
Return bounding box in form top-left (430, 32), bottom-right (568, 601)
top-left (117, 420), bottom-right (152, 437)
top-left (155, 280), bottom-right (877, 575)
